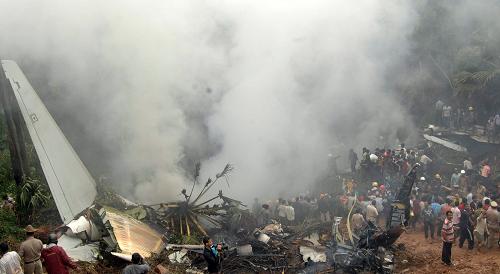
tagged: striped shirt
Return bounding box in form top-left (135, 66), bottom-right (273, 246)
top-left (442, 219), bottom-right (454, 242)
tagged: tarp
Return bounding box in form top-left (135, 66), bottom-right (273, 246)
top-left (1, 60), bottom-right (97, 224)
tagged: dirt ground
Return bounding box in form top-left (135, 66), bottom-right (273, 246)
top-left (394, 231), bottom-right (500, 274)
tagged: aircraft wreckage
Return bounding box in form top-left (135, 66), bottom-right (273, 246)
top-left (1, 60), bottom-right (419, 272)
top-left (0, 60), bottom-right (246, 262)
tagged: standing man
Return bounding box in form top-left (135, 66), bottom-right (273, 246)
top-left (422, 202), bottom-right (436, 242)
top-left (485, 201), bottom-right (499, 249)
top-left (203, 236), bottom-right (223, 274)
top-left (441, 211), bottom-right (454, 266)
top-left (450, 169), bottom-right (460, 190)
top-left (463, 157), bottom-right (473, 176)
top-left (318, 194), bottom-right (331, 223)
top-left (41, 234), bottom-right (78, 274)
top-left (473, 207), bottom-right (488, 250)
top-left (458, 204), bottom-right (474, 250)
top-left (348, 149), bottom-right (358, 174)
top-left (18, 225), bottom-right (43, 274)
top-left (261, 204), bottom-right (272, 225)
top-left (435, 100), bottom-right (444, 125)
top-left (443, 105), bottom-right (452, 128)
top-left (480, 161), bottom-right (491, 185)
top-left (366, 200), bottom-right (379, 225)
top-left (351, 209), bottom-right (366, 235)
top-left (0, 242), bottom-right (23, 274)
top-left (451, 201), bottom-right (461, 239)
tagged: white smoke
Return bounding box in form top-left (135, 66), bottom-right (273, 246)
top-left (0, 0), bottom-right (417, 203)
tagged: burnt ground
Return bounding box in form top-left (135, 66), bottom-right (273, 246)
top-left (394, 231), bottom-right (500, 274)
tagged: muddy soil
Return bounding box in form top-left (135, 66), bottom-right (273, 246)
top-left (394, 231), bottom-right (500, 274)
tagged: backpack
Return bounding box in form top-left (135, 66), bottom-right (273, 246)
top-left (423, 208), bottom-right (434, 222)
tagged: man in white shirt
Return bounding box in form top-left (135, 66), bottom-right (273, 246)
top-left (0, 242), bottom-right (23, 274)
top-left (466, 188), bottom-right (473, 206)
top-left (443, 105), bottom-right (452, 128)
top-left (450, 169), bottom-right (460, 189)
top-left (451, 201), bottom-right (461, 238)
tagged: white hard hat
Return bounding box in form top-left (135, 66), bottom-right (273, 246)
top-left (372, 182), bottom-right (378, 187)
top-left (420, 177), bottom-right (426, 181)
top-left (369, 154), bottom-right (378, 162)
top-left (460, 170), bottom-right (466, 174)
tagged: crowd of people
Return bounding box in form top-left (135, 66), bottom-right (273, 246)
top-left (251, 143), bottom-right (499, 268)
top-left (1, 142), bottom-right (498, 273)
top-left (0, 225), bottom-right (80, 274)
top-left (0, 224), bottom-right (151, 274)
top-left (434, 99), bottom-right (500, 143)
top-left (434, 100), bottom-right (479, 130)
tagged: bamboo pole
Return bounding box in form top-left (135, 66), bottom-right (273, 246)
top-left (188, 214), bottom-right (207, 236)
top-left (185, 216), bottom-right (191, 236)
top-left (192, 195), bottom-right (220, 209)
top-left (179, 215), bottom-right (183, 235)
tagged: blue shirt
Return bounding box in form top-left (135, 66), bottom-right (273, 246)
top-left (431, 202), bottom-right (441, 216)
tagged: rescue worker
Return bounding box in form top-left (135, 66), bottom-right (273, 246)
top-left (485, 201), bottom-right (499, 248)
top-left (41, 234), bottom-right (78, 274)
top-left (18, 225), bottom-right (43, 274)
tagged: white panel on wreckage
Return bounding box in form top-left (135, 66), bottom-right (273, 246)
top-left (1, 60), bottom-right (97, 224)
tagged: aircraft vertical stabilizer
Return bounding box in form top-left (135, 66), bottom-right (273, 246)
top-left (1, 60), bottom-right (97, 224)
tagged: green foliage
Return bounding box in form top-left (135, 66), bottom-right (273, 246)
top-left (19, 176), bottom-right (50, 218)
top-left (0, 209), bottom-right (24, 242)
top-left (402, 0), bottom-right (500, 123)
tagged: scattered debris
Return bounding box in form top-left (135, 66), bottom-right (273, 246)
top-left (168, 249), bottom-right (191, 264)
top-left (299, 246), bottom-right (326, 263)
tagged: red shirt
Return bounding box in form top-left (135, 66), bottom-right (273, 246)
top-left (412, 199), bottom-right (421, 214)
top-left (41, 245), bottom-right (77, 274)
top-left (458, 203), bottom-right (465, 211)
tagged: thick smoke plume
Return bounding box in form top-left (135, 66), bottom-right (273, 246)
top-left (0, 0), bottom-right (418, 203)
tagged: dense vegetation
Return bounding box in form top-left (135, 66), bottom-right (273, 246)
top-left (399, 0), bottom-right (500, 125)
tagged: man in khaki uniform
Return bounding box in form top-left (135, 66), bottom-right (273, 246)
top-left (485, 201), bottom-right (499, 248)
top-left (18, 225), bottom-right (43, 274)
